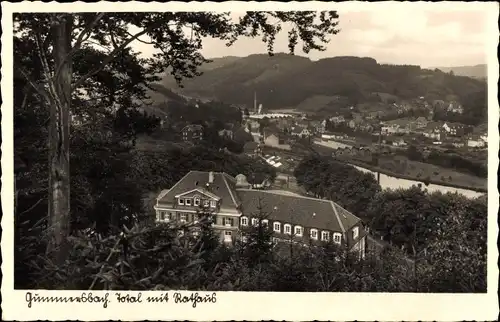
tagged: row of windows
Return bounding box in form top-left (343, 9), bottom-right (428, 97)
top-left (158, 212), bottom-right (359, 242)
top-left (157, 212), bottom-right (200, 223)
top-left (239, 216), bottom-right (342, 243)
top-left (178, 197), bottom-right (217, 208)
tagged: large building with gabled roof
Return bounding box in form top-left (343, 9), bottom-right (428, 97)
top-left (154, 170), bottom-right (367, 259)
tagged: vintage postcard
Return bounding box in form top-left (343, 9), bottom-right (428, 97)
top-left (1, 1), bottom-right (499, 321)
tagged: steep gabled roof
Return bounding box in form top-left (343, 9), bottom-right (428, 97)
top-left (236, 189), bottom-right (361, 234)
top-left (157, 171), bottom-right (240, 213)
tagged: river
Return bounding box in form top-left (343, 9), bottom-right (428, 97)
top-left (313, 139), bottom-right (484, 199)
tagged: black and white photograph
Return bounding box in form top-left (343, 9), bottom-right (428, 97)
top-left (2, 1), bottom-right (499, 321)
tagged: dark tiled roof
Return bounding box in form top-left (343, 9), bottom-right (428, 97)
top-left (236, 189), bottom-right (361, 234)
top-left (158, 171), bottom-right (240, 213)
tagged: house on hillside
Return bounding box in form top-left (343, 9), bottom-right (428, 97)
top-left (329, 115), bottom-right (346, 124)
top-left (154, 171), bottom-right (367, 259)
top-left (245, 119), bottom-right (261, 133)
top-left (218, 128), bottom-right (234, 140)
top-left (422, 122), bottom-right (444, 140)
top-left (442, 122), bottom-right (467, 137)
top-left (392, 138), bottom-right (407, 147)
top-left (309, 120), bottom-right (326, 134)
top-left (467, 134), bottom-right (486, 148)
top-left (295, 120), bottom-right (310, 129)
top-left (414, 116), bottom-right (428, 129)
top-left (348, 119), bottom-right (364, 129)
top-left (181, 124), bottom-right (204, 143)
top-left (264, 133), bottom-right (291, 150)
top-left (275, 118), bottom-right (294, 131)
top-left (290, 127), bottom-right (312, 138)
top-left (447, 101), bottom-right (464, 114)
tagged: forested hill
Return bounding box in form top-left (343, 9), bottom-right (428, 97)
top-left (434, 64), bottom-right (487, 80)
top-left (157, 54), bottom-right (486, 112)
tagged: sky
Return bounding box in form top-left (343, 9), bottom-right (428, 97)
top-left (131, 4), bottom-right (493, 68)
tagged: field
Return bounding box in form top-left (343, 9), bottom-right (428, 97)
top-left (310, 141), bottom-right (487, 192)
top-left (376, 156), bottom-right (487, 191)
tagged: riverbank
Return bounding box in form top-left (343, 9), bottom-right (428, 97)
top-left (310, 141), bottom-right (487, 193)
top-left (343, 158), bottom-right (487, 194)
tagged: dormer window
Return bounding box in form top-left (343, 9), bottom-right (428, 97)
top-left (273, 222), bottom-right (281, 232)
top-left (178, 198), bottom-right (184, 206)
top-left (284, 224), bottom-right (292, 235)
top-left (353, 226), bottom-right (359, 240)
top-left (185, 198), bottom-right (192, 206)
top-left (194, 197), bottom-right (200, 207)
top-left (333, 233), bottom-right (342, 244)
top-left (310, 229), bottom-right (318, 240)
top-left (240, 216), bottom-right (248, 226)
top-left (251, 218), bottom-right (259, 226)
top-left (321, 231), bottom-right (330, 241)
top-left (261, 219), bottom-right (269, 227)
top-left (294, 226), bottom-right (303, 237)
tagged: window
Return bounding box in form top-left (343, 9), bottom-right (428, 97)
top-left (353, 227), bottom-right (359, 240)
top-left (178, 198), bottom-right (184, 205)
top-left (294, 226), bottom-right (303, 237)
top-left (210, 200), bottom-right (217, 208)
top-left (185, 198), bottom-right (192, 206)
top-left (321, 231), bottom-right (330, 241)
top-left (224, 230), bottom-right (232, 243)
top-left (194, 197), bottom-right (200, 207)
top-left (273, 222), bottom-right (281, 232)
top-left (284, 224), bottom-right (292, 235)
top-left (310, 229), bottom-right (318, 240)
top-left (333, 233), bottom-right (342, 244)
top-left (224, 218), bottom-right (233, 227)
top-left (159, 211), bottom-right (165, 220)
top-left (262, 219), bottom-right (269, 226)
top-left (251, 218), bottom-right (259, 226)
top-left (180, 213), bottom-right (187, 223)
top-left (240, 217), bottom-right (248, 226)
top-left (203, 200), bottom-right (209, 207)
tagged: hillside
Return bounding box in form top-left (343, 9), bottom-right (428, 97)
top-left (157, 54), bottom-right (486, 115)
top-left (160, 56), bottom-right (244, 89)
top-left (435, 64), bottom-right (487, 79)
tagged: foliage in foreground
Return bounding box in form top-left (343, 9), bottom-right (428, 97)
top-left (16, 213), bottom-right (486, 293)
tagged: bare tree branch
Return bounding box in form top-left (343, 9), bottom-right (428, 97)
top-left (73, 13), bottom-right (106, 50)
top-left (53, 13), bottom-right (106, 82)
top-left (17, 67), bottom-right (50, 103)
top-left (19, 198), bottom-right (44, 216)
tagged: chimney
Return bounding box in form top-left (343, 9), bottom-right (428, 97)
top-left (208, 171), bottom-right (214, 184)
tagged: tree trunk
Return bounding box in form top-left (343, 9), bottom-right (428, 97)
top-left (47, 14), bottom-right (73, 265)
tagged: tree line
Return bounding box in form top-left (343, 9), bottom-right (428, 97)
top-left (293, 155), bottom-right (487, 292)
top-left (405, 145), bottom-right (487, 178)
